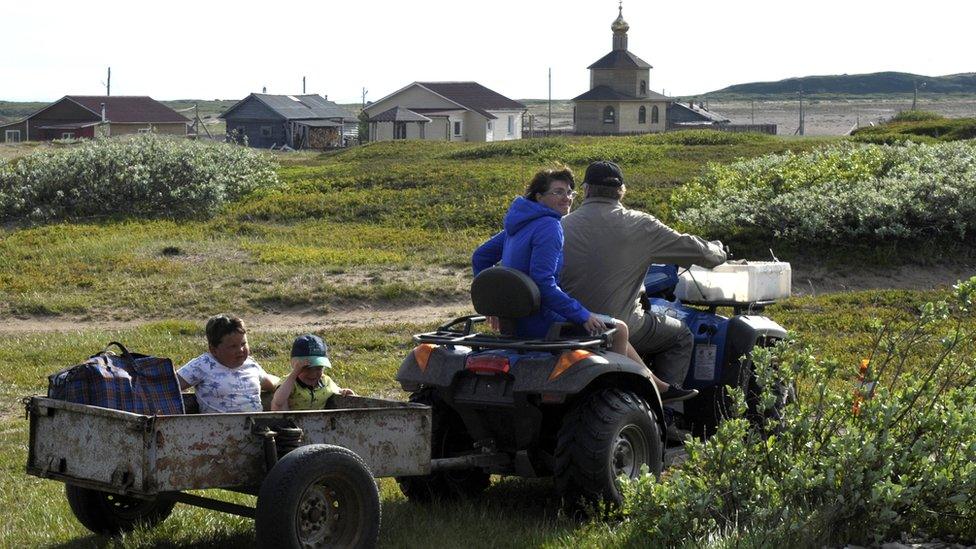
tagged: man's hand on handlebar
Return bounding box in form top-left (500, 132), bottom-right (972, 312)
top-left (582, 315), bottom-right (606, 336)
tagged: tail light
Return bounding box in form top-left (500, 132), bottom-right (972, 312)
top-left (549, 350), bottom-right (594, 381)
top-left (412, 344), bottom-right (437, 372)
top-left (465, 355), bottom-right (510, 375)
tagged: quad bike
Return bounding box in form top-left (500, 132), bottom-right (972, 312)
top-left (395, 262), bottom-right (789, 505)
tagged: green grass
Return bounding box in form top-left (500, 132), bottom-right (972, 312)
top-left (851, 114), bottom-right (976, 143)
top-left (2, 286), bottom-right (972, 547)
top-left (0, 133), bottom-right (835, 319)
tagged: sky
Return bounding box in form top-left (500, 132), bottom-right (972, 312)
top-left (1, 0), bottom-right (974, 104)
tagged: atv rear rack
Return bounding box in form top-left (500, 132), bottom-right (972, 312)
top-left (413, 315), bottom-right (612, 352)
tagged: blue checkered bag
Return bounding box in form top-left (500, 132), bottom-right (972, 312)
top-left (47, 342), bottom-right (185, 415)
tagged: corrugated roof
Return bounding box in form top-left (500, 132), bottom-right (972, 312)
top-left (252, 94), bottom-right (353, 120)
top-left (670, 102), bottom-right (730, 123)
top-left (294, 119), bottom-right (343, 127)
top-left (67, 96), bottom-right (190, 124)
top-left (368, 107), bottom-right (431, 123)
top-left (572, 85), bottom-right (670, 102)
top-left (587, 50), bottom-right (652, 70)
top-left (416, 82), bottom-right (526, 119)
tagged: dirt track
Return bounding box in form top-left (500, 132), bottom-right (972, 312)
top-left (1, 262), bottom-right (973, 335)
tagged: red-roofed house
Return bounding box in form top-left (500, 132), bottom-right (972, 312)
top-left (0, 96), bottom-right (190, 143)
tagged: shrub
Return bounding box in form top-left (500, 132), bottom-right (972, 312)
top-left (890, 110), bottom-right (945, 123)
top-left (672, 141), bottom-right (976, 244)
top-left (0, 135), bottom-right (278, 223)
top-left (577, 278), bottom-right (976, 546)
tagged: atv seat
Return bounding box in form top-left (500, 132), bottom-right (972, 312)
top-left (470, 266), bottom-right (540, 337)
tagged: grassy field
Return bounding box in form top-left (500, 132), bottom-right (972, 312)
top-left (1, 283), bottom-right (968, 547)
top-left (1, 130), bottom-right (974, 546)
top-left (0, 133), bottom-right (835, 320)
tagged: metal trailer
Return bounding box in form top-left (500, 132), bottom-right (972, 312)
top-left (25, 395), bottom-right (431, 548)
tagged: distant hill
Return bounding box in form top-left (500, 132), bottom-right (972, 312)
top-left (707, 72), bottom-right (976, 97)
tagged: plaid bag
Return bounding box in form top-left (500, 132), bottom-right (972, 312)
top-left (47, 342), bottom-right (185, 415)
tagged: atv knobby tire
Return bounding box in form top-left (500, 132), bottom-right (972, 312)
top-left (554, 388), bottom-right (663, 507)
top-left (65, 484), bottom-right (175, 536)
top-left (255, 444), bottom-right (380, 549)
top-left (396, 388), bottom-right (490, 503)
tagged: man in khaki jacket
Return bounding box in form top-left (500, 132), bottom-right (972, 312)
top-left (561, 161), bottom-right (727, 400)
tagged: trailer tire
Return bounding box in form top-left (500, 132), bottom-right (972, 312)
top-left (554, 388), bottom-right (663, 508)
top-left (396, 388), bottom-right (490, 503)
top-left (64, 484), bottom-right (175, 536)
top-left (256, 444), bottom-right (380, 549)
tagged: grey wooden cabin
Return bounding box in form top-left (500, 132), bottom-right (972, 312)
top-left (219, 93), bottom-right (354, 149)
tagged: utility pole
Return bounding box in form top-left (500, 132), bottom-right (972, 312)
top-left (302, 76), bottom-right (306, 94)
top-left (912, 81), bottom-right (925, 111)
top-left (106, 67), bottom-right (111, 96)
top-left (548, 67), bottom-right (552, 134)
top-left (751, 100), bottom-right (755, 124)
top-left (797, 88), bottom-right (805, 136)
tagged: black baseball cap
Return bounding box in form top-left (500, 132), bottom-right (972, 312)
top-left (291, 334), bottom-right (331, 368)
top-left (583, 161), bottom-right (625, 187)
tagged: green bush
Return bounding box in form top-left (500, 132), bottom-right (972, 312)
top-left (0, 135), bottom-right (278, 223)
top-left (575, 278), bottom-right (976, 546)
top-left (672, 141), bottom-right (976, 244)
top-left (890, 110), bottom-right (945, 122)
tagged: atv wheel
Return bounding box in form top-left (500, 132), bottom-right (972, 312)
top-left (396, 389), bottom-right (490, 502)
top-left (554, 388), bottom-right (663, 506)
top-left (65, 485), bottom-right (175, 536)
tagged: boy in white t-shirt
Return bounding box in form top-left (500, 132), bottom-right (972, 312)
top-left (177, 315), bottom-right (280, 413)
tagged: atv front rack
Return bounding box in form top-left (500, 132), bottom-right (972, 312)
top-left (414, 315), bottom-right (612, 352)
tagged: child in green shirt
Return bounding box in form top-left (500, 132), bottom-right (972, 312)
top-left (271, 334), bottom-right (354, 411)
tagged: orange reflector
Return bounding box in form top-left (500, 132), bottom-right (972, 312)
top-left (413, 344), bottom-right (437, 372)
top-left (549, 350), bottom-right (593, 381)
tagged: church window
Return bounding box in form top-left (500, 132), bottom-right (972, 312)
top-left (640, 80), bottom-right (647, 95)
top-left (603, 106), bottom-right (615, 124)
top-left (638, 106), bottom-right (646, 124)
top-left (651, 105), bottom-right (660, 124)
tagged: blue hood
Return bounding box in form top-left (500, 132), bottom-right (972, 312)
top-left (503, 196), bottom-right (561, 235)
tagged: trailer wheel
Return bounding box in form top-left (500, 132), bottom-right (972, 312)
top-left (256, 444), bottom-right (380, 549)
top-left (396, 388), bottom-right (490, 503)
top-left (64, 484), bottom-right (175, 536)
top-left (554, 388), bottom-right (663, 507)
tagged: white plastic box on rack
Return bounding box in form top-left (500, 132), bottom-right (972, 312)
top-left (675, 261), bottom-right (792, 304)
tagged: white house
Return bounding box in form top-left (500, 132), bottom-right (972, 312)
top-left (364, 82), bottom-right (526, 142)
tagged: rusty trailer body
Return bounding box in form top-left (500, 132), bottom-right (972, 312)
top-left (26, 395), bottom-right (430, 498)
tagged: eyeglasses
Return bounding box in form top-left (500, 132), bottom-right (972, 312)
top-left (542, 189), bottom-right (577, 199)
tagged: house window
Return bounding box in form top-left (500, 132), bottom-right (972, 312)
top-left (603, 106), bottom-right (615, 124)
top-left (4, 130), bottom-right (20, 143)
top-left (453, 121), bottom-right (462, 136)
top-left (640, 80), bottom-right (647, 95)
top-left (394, 122), bottom-right (408, 140)
top-left (260, 126), bottom-right (273, 138)
top-left (507, 115), bottom-right (515, 135)
top-left (138, 127), bottom-right (153, 134)
top-left (651, 105), bottom-right (660, 124)
top-left (487, 120), bottom-right (493, 133)
top-left (62, 132), bottom-right (75, 139)
top-left (638, 106), bottom-right (647, 124)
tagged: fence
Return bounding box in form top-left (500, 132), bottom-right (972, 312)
top-left (522, 123), bottom-right (778, 139)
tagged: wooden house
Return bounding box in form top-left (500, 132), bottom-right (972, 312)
top-left (363, 82), bottom-right (526, 142)
top-left (0, 96), bottom-right (190, 143)
top-left (219, 94), bottom-right (355, 149)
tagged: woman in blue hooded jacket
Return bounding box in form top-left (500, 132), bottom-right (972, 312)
top-left (472, 167), bottom-right (696, 402)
